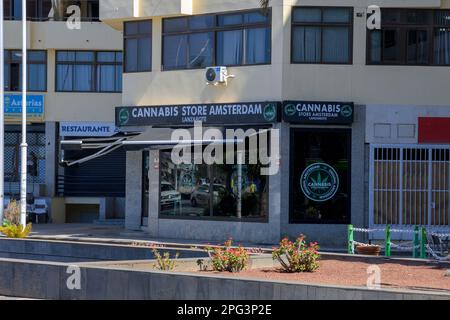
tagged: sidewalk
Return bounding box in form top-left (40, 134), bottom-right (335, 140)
top-left (27, 223), bottom-right (279, 251)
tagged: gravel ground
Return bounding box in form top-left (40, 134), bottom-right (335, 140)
top-left (210, 256), bottom-right (450, 292)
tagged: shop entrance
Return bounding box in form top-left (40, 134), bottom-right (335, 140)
top-left (290, 128), bottom-right (351, 224)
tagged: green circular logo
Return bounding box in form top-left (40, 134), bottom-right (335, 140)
top-left (119, 108), bottom-right (130, 125)
top-left (340, 105), bottom-right (353, 118)
top-left (300, 163), bottom-right (339, 202)
top-left (284, 104), bottom-right (297, 117)
top-left (263, 104), bottom-right (277, 121)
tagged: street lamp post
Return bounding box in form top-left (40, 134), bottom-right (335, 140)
top-left (0, 0), bottom-right (4, 223)
top-left (20, 0), bottom-right (28, 227)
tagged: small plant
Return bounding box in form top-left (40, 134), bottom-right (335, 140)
top-left (206, 240), bottom-right (249, 273)
top-left (196, 259), bottom-right (209, 271)
top-left (0, 200), bottom-right (32, 239)
top-left (152, 248), bottom-right (179, 271)
top-left (272, 235), bottom-right (320, 273)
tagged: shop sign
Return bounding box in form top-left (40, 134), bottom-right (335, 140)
top-left (300, 163), bottom-right (339, 202)
top-left (283, 101), bottom-right (354, 124)
top-left (116, 102), bottom-right (280, 127)
top-left (4, 94), bottom-right (44, 123)
top-left (60, 122), bottom-right (118, 137)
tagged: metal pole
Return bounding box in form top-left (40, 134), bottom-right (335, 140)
top-left (0, 0), bottom-right (4, 223)
top-left (20, 0), bottom-right (27, 227)
top-left (385, 225), bottom-right (391, 257)
top-left (236, 151), bottom-right (243, 219)
top-left (413, 225), bottom-right (419, 258)
top-left (347, 225), bottom-right (354, 254)
top-left (420, 227), bottom-right (427, 259)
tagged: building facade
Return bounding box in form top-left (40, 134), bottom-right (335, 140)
top-left (3, 0), bottom-right (124, 223)
top-left (96, 0), bottom-right (450, 246)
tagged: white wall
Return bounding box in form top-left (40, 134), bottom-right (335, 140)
top-left (99, 0), bottom-right (450, 109)
top-left (4, 21), bottom-right (123, 124)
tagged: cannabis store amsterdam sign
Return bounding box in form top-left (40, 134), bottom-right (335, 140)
top-left (300, 163), bottom-right (339, 202)
top-left (116, 102), bottom-right (280, 127)
top-left (283, 101), bottom-right (354, 124)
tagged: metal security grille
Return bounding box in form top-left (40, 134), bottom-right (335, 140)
top-left (369, 144), bottom-right (450, 232)
top-left (4, 128), bottom-right (46, 196)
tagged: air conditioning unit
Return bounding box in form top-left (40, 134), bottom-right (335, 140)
top-left (205, 66), bottom-right (234, 85)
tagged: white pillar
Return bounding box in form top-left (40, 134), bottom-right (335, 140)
top-left (20, 0), bottom-right (27, 227)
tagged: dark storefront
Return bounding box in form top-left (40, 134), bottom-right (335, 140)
top-left (116, 102), bottom-right (280, 225)
top-left (282, 101), bottom-right (354, 226)
top-left (116, 100), bottom-right (360, 245)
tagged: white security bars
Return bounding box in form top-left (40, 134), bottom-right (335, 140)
top-left (369, 144), bottom-right (450, 236)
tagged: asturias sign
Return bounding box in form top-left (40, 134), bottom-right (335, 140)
top-left (5, 94), bottom-right (45, 123)
top-left (283, 101), bottom-right (354, 124)
top-left (116, 102), bottom-right (280, 127)
top-left (300, 163), bottom-right (339, 202)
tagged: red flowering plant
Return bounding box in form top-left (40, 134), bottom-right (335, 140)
top-left (205, 239), bottom-right (249, 273)
top-left (272, 235), bottom-right (320, 273)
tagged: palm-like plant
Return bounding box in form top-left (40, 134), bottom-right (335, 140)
top-left (260, 0), bottom-right (270, 9)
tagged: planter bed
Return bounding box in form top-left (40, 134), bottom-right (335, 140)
top-left (203, 256), bottom-right (450, 293)
top-left (89, 253), bottom-right (450, 293)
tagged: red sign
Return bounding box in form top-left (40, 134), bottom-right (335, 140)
top-left (419, 117), bottom-right (450, 143)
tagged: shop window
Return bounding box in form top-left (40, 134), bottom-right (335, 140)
top-left (56, 50), bottom-right (122, 92)
top-left (158, 131), bottom-right (269, 221)
top-left (162, 9), bottom-right (271, 70)
top-left (290, 129), bottom-right (351, 224)
top-left (124, 20), bottom-right (152, 73)
top-left (4, 50), bottom-right (46, 92)
top-left (291, 7), bottom-right (353, 64)
top-left (367, 9), bottom-right (450, 66)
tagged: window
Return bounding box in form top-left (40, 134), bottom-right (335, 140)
top-left (368, 9), bottom-right (450, 66)
top-left (124, 20), bottom-right (152, 72)
top-left (162, 10), bottom-right (271, 70)
top-left (158, 129), bottom-right (269, 221)
top-left (292, 7), bottom-right (353, 64)
top-left (4, 50), bottom-right (47, 92)
top-left (4, 0), bottom-right (99, 21)
top-left (290, 129), bottom-right (351, 224)
top-left (56, 51), bottom-right (122, 92)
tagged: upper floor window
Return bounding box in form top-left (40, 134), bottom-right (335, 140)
top-left (56, 51), bottom-right (122, 92)
top-left (4, 50), bottom-right (47, 92)
top-left (162, 9), bottom-right (271, 70)
top-left (124, 20), bottom-right (152, 72)
top-left (3, 0), bottom-right (99, 22)
top-left (367, 9), bottom-right (450, 66)
top-left (291, 7), bottom-right (353, 64)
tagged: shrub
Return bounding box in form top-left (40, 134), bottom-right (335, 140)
top-left (3, 200), bottom-right (20, 226)
top-left (0, 223), bottom-right (32, 239)
top-left (206, 240), bottom-right (249, 273)
top-left (272, 235), bottom-right (320, 273)
top-left (0, 200), bottom-right (32, 239)
top-left (152, 248), bottom-right (179, 271)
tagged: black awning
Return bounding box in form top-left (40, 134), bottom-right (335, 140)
top-left (60, 127), bottom-right (242, 166)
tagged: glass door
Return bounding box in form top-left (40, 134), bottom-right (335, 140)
top-left (290, 128), bottom-right (351, 224)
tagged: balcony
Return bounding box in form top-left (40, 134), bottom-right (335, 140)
top-left (100, 0), bottom-right (193, 21)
